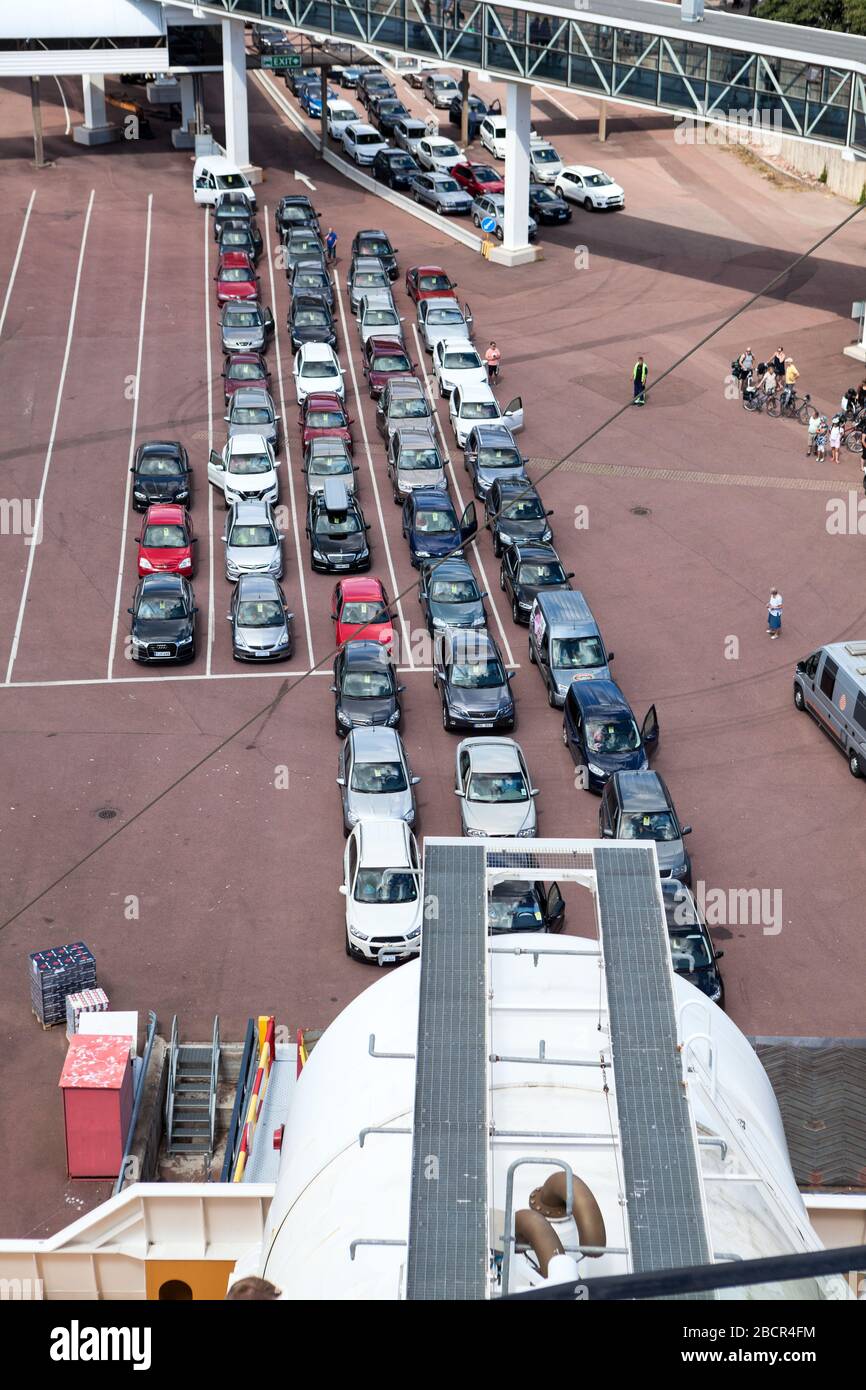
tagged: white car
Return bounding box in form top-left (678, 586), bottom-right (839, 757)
top-left (528, 141), bottom-right (563, 184)
top-left (454, 737), bottom-right (538, 839)
top-left (432, 338), bottom-right (487, 399)
top-left (416, 296), bottom-right (473, 354)
top-left (416, 136), bottom-right (464, 173)
top-left (358, 291), bottom-right (403, 348)
top-left (293, 342), bottom-right (346, 403)
top-left (554, 164), bottom-right (625, 211)
top-left (448, 383), bottom-right (524, 449)
top-left (341, 818), bottom-right (423, 963)
top-left (207, 434), bottom-right (279, 508)
top-left (393, 116), bottom-right (428, 155)
top-left (479, 116), bottom-right (540, 160)
top-left (341, 121), bottom-right (389, 166)
top-left (326, 99), bottom-right (358, 140)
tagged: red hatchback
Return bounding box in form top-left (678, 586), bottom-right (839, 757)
top-left (299, 393), bottom-right (355, 454)
top-left (222, 352), bottom-right (271, 403)
top-left (361, 336), bottom-right (416, 400)
top-left (215, 251), bottom-right (259, 305)
top-left (405, 265), bottom-right (458, 303)
top-left (136, 504), bottom-right (196, 578)
top-left (451, 162), bottom-right (505, 197)
top-left (331, 577), bottom-right (394, 650)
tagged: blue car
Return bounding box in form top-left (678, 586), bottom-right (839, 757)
top-left (562, 678), bottom-right (659, 793)
top-left (401, 487), bottom-right (477, 568)
top-left (300, 83), bottom-right (337, 117)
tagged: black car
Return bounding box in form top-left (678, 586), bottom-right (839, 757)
top-left (275, 194), bottom-right (321, 237)
top-left (464, 423), bottom-right (527, 500)
top-left (128, 573), bottom-right (197, 664)
top-left (600, 770), bottom-right (693, 886)
top-left (562, 679), bottom-right (659, 793)
top-left (282, 228), bottom-right (326, 276)
top-left (485, 479), bottom-right (553, 557)
top-left (213, 193), bottom-right (256, 235)
top-left (306, 481), bottom-right (371, 573)
top-left (332, 639), bottom-right (404, 736)
top-left (500, 542), bottom-right (573, 625)
top-left (285, 67), bottom-right (319, 96)
top-left (216, 222), bottom-right (262, 263)
top-left (372, 149), bottom-right (421, 191)
top-left (487, 878), bottom-right (565, 934)
top-left (359, 75), bottom-right (396, 109)
top-left (448, 93), bottom-right (500, 140)
top-left (418, 557), bottom-right (487, 635)
top-left (289, 260), bottom-right (334, 311)
top-left (529, 182), bottom-right (572, 225)
top-left (434, 628), bottom-right (515, 732)
top-left (288, 293), bottom-right (338, 353)
top-left (131, 441), bottom-right (192, 512)
top-left (372, 98), bottom-right (410, 136)
top-left (662, 881), bottom-right (725, 1006)
top-left (228, 574), bottom-right (294, 662)
top-left (351, 229), bottom-right (399, 280)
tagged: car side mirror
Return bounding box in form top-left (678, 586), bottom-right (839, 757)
top-left (714, 950), bottom-right (725, 961)
top-left (682, 825), bottom-right (693, 836)
top-left (336, 776), bottom-right (346, 786)
top-left (220, 535), bottom-right (227, 543)
top-left (566, 571), bottom-right (575, 579)
top-left (454, 788), bottom-right (464, 797)
top-left (397, 684), bottom-right (406, 693)
top-left (330, 684), bottom-right (338, 693)
top-left (364, 523), bottom-right (371, 531)
top-left (530, 788), bottom-right (539, 797)
top-left (127, 607), bottom-right (134, 614)
top-left (601, 826), bottom-right (613, 837)
top-left (338, 885), bottom-right (348, 896)
top-left (506, 671), bottom-right (515, 681)
top-left (223, 414), bottom-right (230, 423)
top-left (226, 614), bottom-right (232, 621)
top-left (607, 650), bottom-right (615, 661)
top-left (411, 775), bottom-right (421, 785)
top-left (546, 509), bottom-right (554, 517)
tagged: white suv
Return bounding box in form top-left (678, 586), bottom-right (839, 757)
top-left (341, 818), bottom-right (423, 963)
top-left (342, 122), bottom-right (389, 166)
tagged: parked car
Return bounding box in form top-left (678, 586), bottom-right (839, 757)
top-left (347, 255), bottom-right (391, 315)
top-left (416, 136), bottom-right (465, 173)
top-left (416, 297), bottom-right (473, 356)
top-left (485, 478), bottom-right (552, 556)
top-left (214, 252), bottom-right (259, 305)
top-left (221, 499), bottom-right (283, 582)
top-left (793, 642), bottom-right (866, 779)
top-left (128, 574), bottom-right (197, 664)
top-left (350, 229), bottom-right (398, 280)
top-left (222, 351), bottom-right (270, 403)
top-left (275, 194), bottom-right (320, 237)
top-left (447, 93), bottom-right (500, 140)
top-left (528, 589), bottom-right (612, 707)
top-left (393, 115), bottom-right (428, 155)
top-left (224, 386), bottom-right (280, 452)
top-left (487, 879), bottom-right (565, 935)
top-left (281, 228), bottom-right (326, 276)
top-left (387, 426), bottom-right (447, 502)
top-left (336, 726), bottom-right (419, 832)
top-left (288, 261), bottom-right (334, 311)
top-left (448, 383), bottom-right (524, 449)
top-left (405, 264), bottom-right (458, 302)
top-left (299, 81), bottom-right (338, 118)
top-left (331, 576), bottom-right (394, 649)
top-left (600, 770), bottom-right (693, 886)
top-left (372, 98), bottom-right (410, 136)
top-left (402, 488), bottom-right (477, 567)
top-left (219, 301), bottom-right (274, 355)
top-left (451, 161), bottom-right (505, 198)
top-left (361, 336), bottom-right (416, 400)
top-left (306, 479), bottom-right (371, 573)
top-left (528, 141), bottom-right (563, 184)
top-left (216, 222), bottom-right (262, 263)
top-left (455, 737), bottom-right (538, 838)
top-left (372, 148), bottom-right (420, 190)
top-left (529, 182), bottom-right (572, 224)
top-left (341, 122), bottom-right (389, 166)
top-left (500, 542), bottom-right (573, 625)
top-left (435, 628), bottom-right (515, 732)
top-left (423, 72), bottom-right (460, 108)
top-left (326, 99), bottom-right (359, 140)
top-left (302, 436), bottom-right (357, 498)
top-left (332, 639), bottom-right (403, 736)
top-left (227, 574), bottom-right (293, 662)
top-left (131, 441), bottom-right (191, 512)
top-left (409, 172), bottom-right (473, 216)
top-left (464, 423), bottom-right (526, 499)
top-left (562, 679), bottom-right (658, 791)
top-left (293, 342), bottom-right (345, 403)
top-left (432, 338), bottom-right (487, 398)
top-left (358, 292), bottom-right (403, 348)
top-left (288, 293), bottom-right (337, 353)
top-left (418, 557), bottom-right (487, 634)
top-left (212, 189), bottom-right (256, 228)
top-left (299, 392), bottom-right (354, 454)
top-left (375, 377), bottom-right (434, 441)
top-left (470, 193), bottom-right (537, 241)
top-left (661, 881), bottom-right (725, 1006)
top-left (554, 165), bottom-right (625, 210)
top-left (208, 434), bottom-right (279, 509)
top-left (342, 819), bottom-right (423, 963)
top-left (479, 117), bottom-right (540, 160)
top-left (136, 504), bottom-right (195, 578)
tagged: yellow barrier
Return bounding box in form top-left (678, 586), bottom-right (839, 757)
top-left (232, 1015), bottom-right (275, 1183)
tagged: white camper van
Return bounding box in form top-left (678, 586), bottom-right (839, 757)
top-left (192, 156), bottom-right (256, 207)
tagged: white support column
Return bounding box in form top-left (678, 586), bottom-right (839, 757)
top-left (73, 74), bottom-right (118, 146)
top-left (222, 17), bottom-right (261, 180)
top-left (492, 81), bottom-right (541, 267)
top-left (171, 74), bottom-right (198, 150)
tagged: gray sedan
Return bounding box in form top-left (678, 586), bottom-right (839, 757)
top-left (416, 297), bottom-right (474, 354)
top-left (228, 574), bottom-right (294, 661)
top-left (220, 301), bottom-right (275, 355)
top-left (225, 386), bottom-right (281, 452)
top-left (386, 426), bottom-right (447, 501)
top-left (410, 172), bottom-right (472, 216)
top-left (347, 256), bottom-right (391, 316)
top-left (337, 726), bottom-right (420, 835)
top-left (470, 193), bottom-right (538, 241)
top-left (221, 500), bottom-right (283, 582)
top-left (454, 737), bottom-right (538, 838)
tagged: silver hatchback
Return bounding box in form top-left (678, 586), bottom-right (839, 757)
top-left (225, 386), bottom-right (281, 452)
top-left (387, 426), bottom-right (447, 501)
top-left (337, 725), bottom-right (420, 834)
top-left (454, 737), bottom-right (538, 838)
top-left (222, 499), bottom-right (283, 582)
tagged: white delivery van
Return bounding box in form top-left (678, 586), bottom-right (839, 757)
top-left (193, 156), bottom-right (256, 207)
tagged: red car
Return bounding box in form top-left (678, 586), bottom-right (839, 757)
top-left (451, 162), bottom-right (505, 197)
top-left (405, 265), bottom-right (458, 303)
top-left (222, 352), bottom-right (271, 403)
top-left (361, 336), bottom-right (416, 400)
top-left (136, 504), bottom-right (196, 578)
top-left (330, 576), bottom-right (394, 650)
top-left (215, 251), bottom-right (259, 305)
top-left (299, 392), bottom-right (354, 453)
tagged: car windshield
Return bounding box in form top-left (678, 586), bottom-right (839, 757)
top-left (487, 888), bottom-right (539, 930)
top-left (221, 231), bottom-right (251, 246)
top-left (461, 400), bottom-right (498, 420)
top-left (585, 716), bottom-right (640, 752)
top-left (619, 811), bottom-right (679, 842)
top-left (585, 172), bottom-right (613, 187)
top-left (443, 350), bottom-right (481, 370)
top-left (478, 447), bottom-right (520, 469)
top-left (428, 308), bottom-right (464, 326)
top-left (221, 267), bottom-right (255, 282)
top-left (518, 560), bottom-right (567, 587)
top-left (452, 658), bottom-right (505, 689)
top-left (342, 668), bottom-right (392, 697)
top-left (365, 309), bottom-right (399, 327)
top-left (228, 453), bottom-right (271, 475)
top-left (361, 238), bottom-right (393, 256)
top-left (301, 359), bottom-right (337, 377)
top-left (468, 772), bottom-right (527, 802)
top-left (143, 524), bottom-right (186, 548)
top-left (372, 352), bottom-right (410, 372)
top-left (310, 454), bottom-right (350, 476)
top-left (237, 600), bottom-right (283, 627)
top-left (232, 407), bottom-right (272, 424)
top-left (307, 410), bottom-right (345, 429)
top-left (355, 272), bottom-right (388, 289)
top-left (296, 308), bottom-right (329, 326)
top-left (534, 148), bottom-right (558, 162)
top-left (473, 167), bottom-right (499, 183)
top-left (230, 524), bottom-right (277, 547)
top-left (533, 188), bottom-right (556, 204)
top-left (419, 274), bottom-right (451, 291)
top-left (229, 362), bottom-right (265, 381)
top-left (289, 237), bottom-right (320, 253)
top-left (435, 142), bottom-right (459, 157)
top-left (316, 511), bottom-right (361, 536)
top-left (281, 206), bottom-right (312, 223)
top-left (668, 929), bottom-right (713, 972)
top-left (416, 508), bottom-right (455, 535)
top-left (341, 601), bottom-right (388, 626)
top-left (296, 272), bottom-right (328, 290)
top-left (438, 178), bottom-right (461, 193)
top-left (351, 760), bottom-right (407, 792)
top-left (400, 447), bottom-right (439, 470)
top-left (138, 595), bottom-right (186, 620)
top-left (357, 132), bottom-right (384, 145)
top-left (354, 868), bottom-right (417, 904)
top-left (139, 455), bottom-right (183, 477)
top-left (224, 309), bottom-right (259, 326)
top-left (216, 174), bottom-right (247, 189)
top-left (390, 154), bottom-right (415, 168)
top-left (390, 398), bottom-right (428, 419)
top-left (431, 578), bottom-right (477, 603)
top-left (504, 497), bottom-right (544, 520)
top-left (552, 636), bottom-right (604, 669)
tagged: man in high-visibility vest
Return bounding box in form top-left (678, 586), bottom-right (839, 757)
top-left (632, 355), bottom-right (648, 406)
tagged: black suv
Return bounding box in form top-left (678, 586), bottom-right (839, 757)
top-left (128, 574), bottom-right (197, 663)
top-left (661, 881), bottom-right (725, 1007)
top-left (499, 542), bottom-right (573, 625)
top-left (372, 149), bottom-right (420, 191)
top-left (485, 478), bottom-right (553, 557)
top-left (275, 194), bottom-right (320, 237)
top-left (332, 639), bottom-right (404, 736)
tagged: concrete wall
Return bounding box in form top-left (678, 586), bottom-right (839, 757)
top-left (748, 131), bottom-right (866, 204)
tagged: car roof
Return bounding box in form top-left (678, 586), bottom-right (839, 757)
top-left (360, 291), bottom-right (396, 312)
top-left (367, 336), bottom-right (406, 352)
top-left (350, 725), bottom-right (401, 759)
top-left (231, 499), bottom-right (273, 522)
top-left (138, 439), bottom-right (183, 456)
top-left (494, 479), bottom-right (538, 499)
top-left (534, 589), bottom-right (595, 626)
top-left (308, 434), bottom-right (350, 455)
top-left (440, 337), bottom-right (479, 352)
top-left (304, 391), bottom-right (344, 409)
top-left (470, 423), bottom-right (516, 444)
top-left (562, 164), bottom-right (606, 176)
top-left (357, 817), bottom-right (412, 864)
top-left (612, 770), bottom-right (669, 812)
top-left (395, 426), bottom-right (438, 447)
top-left (231, 387), bottom-right (273, 408)
top-left (398, 116), bottom-right (426, 128)
top-left (412, 264), bottom-right (448, 275)
top-left (510, 542), bottom-right (560, 563)
top-left (278, 194), bottom-right (314, 207)
top-left (455, 383), bottom-right (496, 403)
top-left (423, 297), bottom-right (461, 313)
top-left (141, 572), bottom-right (186, 592)
top-left (143, 502), bottom-right (186, 523)
top-left (225, 350), bottom-right (265, 362)
top-left (340, 576), bottom-right (385, 598)
top-left (346, 121), bottom-right (378, 135)
top-left (227, 433), bottom-right (271, 455)
top-left (343, 637), bottom-right (390, 667)
top-left (236, 574), bottom-right (282, 601)
top-left (423, 556), bottom-right (474, 582)
top-left (355, 228), bottom-right (389, 239)
top-left (411, 487), bottom-right (456, 509)
top-left (299, 341), bottom-right (337, 360)
top-left (449, 628), bottom-right (498, 659)
top-left (462, 738), bottom-right (521, 772)
top-left (222, 300), bottom-right (264, 316)
top-left (386, 378), bottom-right (425, 399)
top-left (293, 293), bottom-right (331, 311)
top-left (568, 679), bottom-right (629, 714)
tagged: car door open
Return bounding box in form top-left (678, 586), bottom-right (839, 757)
top-left (641, 704), bottom-right (660, 753)
top-left (503, 396), bottom-right (524, 432)
top-left (460, 501), bottom-right (478, 542)
top-left (208, 450), bottom-right (226, 489)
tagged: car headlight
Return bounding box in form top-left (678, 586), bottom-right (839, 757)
top-left (464, 827), bottom-right (486, 838)
top-left (541, 527), bottom-right (552, 542)
top-left (133, 490), bottom-right (146, 500)
top-left (587, 762), bottom-right (605, 777)
top-left (139, 558), bottom-right (153, 570)
top-left (177, 634), bottom-right (193, 646)
top-left (131, 636), bottom-right (146, 649)
top-left (406, 927), bottom-right (421, 940)
top-left (349, 927), bottom-right (370, 941)
top-left (706, 981), bottom-right (722, 1003)
top-left (346, 811), bottom-right (359, 826)
top-left (178, 558), bottom-right (192, 570)
top-left (175, 490), bottom-right (189, 501)
top-left (386, 709), bottom-right (401, 726)
top-left (403, 808), bottom-right (415, 823)
top-left (337, 710), bottom-right (353, 726)
top-left (516, 827), bottom-right (535, 838)
top-left (414, 548), bottom-right (431, 558)
top-left (311, 549), bottom-right (326, 563)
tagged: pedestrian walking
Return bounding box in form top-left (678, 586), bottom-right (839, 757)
top-left (829, 417), bottom-right (842, 463)
top-left (325, 226), bottom-right (338, 263)
top-left (815, 416), bottom-right (828, 462)
top-left (767, 587), bottom-right (783, 640)
top-left (632, 354), bottom-right (648, 406)
top-left (806, 411), bottom-right (820, 456)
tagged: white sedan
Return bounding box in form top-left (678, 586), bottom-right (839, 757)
top-left (207, 434), bottom-right (279, 508)
top-left (554, 164), bottom-right (625, 211)
top-left (416, 136), bottom-right (465, 173)
top-left (341, 818), bottom-right (423, 963)
top-left (432, 338), bottom-right (487, 399)
top-left (454, 737), bottom-right (538, 839)
top-left (448, 383), bottom-right (524, 449)
top-left (292, 342), bottom-right (346, 403)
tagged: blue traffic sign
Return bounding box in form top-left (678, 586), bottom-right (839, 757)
top-left (480, 216), bottom-right (497, 233)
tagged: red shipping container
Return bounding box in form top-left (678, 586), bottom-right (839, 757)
top-left (59, 1034), bottom-right (134, 1178)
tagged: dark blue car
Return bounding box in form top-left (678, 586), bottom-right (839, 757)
top-left (562, 678), bottom-right (659, 793)
top-left (401, 487), bottom-right (477, 568)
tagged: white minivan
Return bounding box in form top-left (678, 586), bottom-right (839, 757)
top-left (193, 156), bottom-right (256, 207)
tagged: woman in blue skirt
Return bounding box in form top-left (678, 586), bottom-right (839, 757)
top-left (767, 588), bottom-right (782, 639)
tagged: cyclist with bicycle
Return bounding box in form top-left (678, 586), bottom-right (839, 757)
top-left (780, 357), bottom-right (800, 410)
top-left (485, 341), bottom-right (501, 385)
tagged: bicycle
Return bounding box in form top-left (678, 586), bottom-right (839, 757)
top-left (767, 388), bottom-right (815, 424)
top-left (743, 387), bottom-right (773, 413)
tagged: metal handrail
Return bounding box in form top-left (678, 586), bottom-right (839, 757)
top-left (164, 1015), bottom-right (179, 1148)
top-left (113, 1010), bottom-right (158, 1197)
top-left (208, 1015), bottom-right (221, 1158)
top-left (220, 1018), bottom-right (257, 1182)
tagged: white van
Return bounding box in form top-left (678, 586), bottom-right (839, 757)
top-left (479, 117), bottom-right (541, 160)
top-left (193, 156), bottom-right (256, 207)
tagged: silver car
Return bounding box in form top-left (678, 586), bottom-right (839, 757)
top-left (358, 291), bottom-right (403, 348)
top-left (337, 726), bottom-right (420, 834)
top-left (303, 437), bottom-right (357, 498)
top-left (386, 426), bottom-right (447, 501)
top-left (224, 386), bottom-right (281, 452)
top-left (454, 737), bottom-right (538, 838)
top-left (222, 499), bottom-right (283, 582)
top-left (416, 297), bottom-right (474, 354)
top-left (220, 301), bottom-right (275, 354)
top-left (347, 256), bottom-right (390, 316)
top-left (410, 172), bottom-right (472, 216)
top-left (228, 574), bottom-right (294, 662)
top-left (470, 193), bottom-right (538, 241)
top-left (393, 116), bottom-right (427, 155)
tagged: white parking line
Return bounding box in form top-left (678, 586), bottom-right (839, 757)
top-left (4, 189), bottom-right (95, 686)
top-left (1, 667), bottom-right (435, 691)
top-left (410, 323), bottom-right (517, 668)
top-left (333, 269), bottom-right (416, 669)
top-left (107, 194), bottom-right (153, 679)
top-left (263, 210), bottom-right (315, 669)
top-left (204, 208), bottom-right (216, 676)
top-left (0, 189), bottom-right (36, 340)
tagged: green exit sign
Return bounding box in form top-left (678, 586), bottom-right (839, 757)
top-left (262, 52), bottom-right (302, 70)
